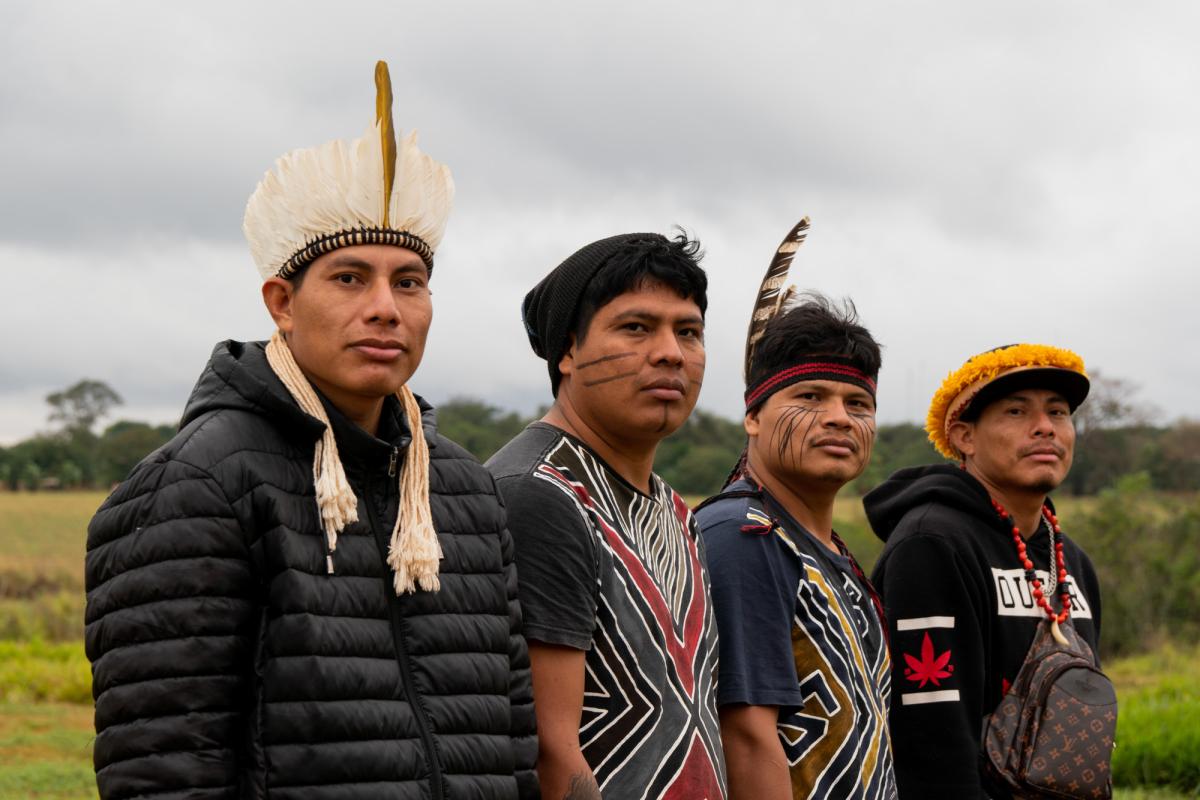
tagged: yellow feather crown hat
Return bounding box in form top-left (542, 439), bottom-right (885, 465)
top-left (926, 344), bottom-right (1089, 460)
top-left (243, 61), bottom-right (454, 281)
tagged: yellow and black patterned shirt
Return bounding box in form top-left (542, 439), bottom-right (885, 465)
top-left (698, 480), bottom-right (896, 800)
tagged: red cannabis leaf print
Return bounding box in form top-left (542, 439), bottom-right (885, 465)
top-left (903, 632), bottom-right (954, 688)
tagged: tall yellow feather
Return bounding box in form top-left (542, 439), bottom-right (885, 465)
top-left (374, 61), bottom-right (397, 228)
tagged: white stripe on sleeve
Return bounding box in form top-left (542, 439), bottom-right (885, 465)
top-left (901, 690), bottom-right (961, 705)
top-left (896, 615), bottom-right (955, 631)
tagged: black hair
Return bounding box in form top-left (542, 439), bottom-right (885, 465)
top-left (746, 292), bottom-right (882, 390)
top-left (288, 265), bottom-right (310, 289)
top-left (571, 230), bottom-right (707, 349)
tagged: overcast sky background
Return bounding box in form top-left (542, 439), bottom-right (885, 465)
top-left (1, 1), bottom-right (1197, 444)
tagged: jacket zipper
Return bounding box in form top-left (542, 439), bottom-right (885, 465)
top-left (388, 447), bottom-right (398, 477)
top-left (364, 472), bottom-right (445, 800)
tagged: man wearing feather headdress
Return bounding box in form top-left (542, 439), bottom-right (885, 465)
top-left (865, 345), bottom-right (1105, 798)
top-left (488, 232), bottom-right (727, 799)
top-left (83, 63), bottom-right (538, 799)
top-left (695, 219), bottom-right (897, 800)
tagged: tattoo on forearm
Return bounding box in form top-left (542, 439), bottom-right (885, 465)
top-left (563, 772), bottom-right (602, 800)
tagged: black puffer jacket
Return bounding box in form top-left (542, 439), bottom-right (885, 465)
top-left (85, 341), bottom-right (539, 800)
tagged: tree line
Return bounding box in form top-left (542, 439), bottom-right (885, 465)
top-left (0, 381), bottom-right (174, 491)
top-left (2, 377), bottom-right (1197, 499)
top-left (3, 379), bottom-right (1196, 657)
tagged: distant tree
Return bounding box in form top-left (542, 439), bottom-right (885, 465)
top-left (853, 423), bottom-right (940, 495)
top-left (4, 435), bottom-right (78, 486)
top-left (58, 460), bottom-right (83, 488)
top-left (46, 379), bottom-right (123, 435)
top-left (1145, 420), bottom-right (1200, 492)
top-left (1073, 371), bottom-right (1150, 436)
top-left (656, 409), bottom-right (745, 498)
top-left (436, 398), bottom-right (532, 463)
top-left (1070, 472), bottom-right (1200, 657)
top-left (98, 420), bottom-right (176, 485)
top-left (1066, 371), bottom-right (1155, 495)
top-left (661, 445), bottom-right (737, 499)
top-left (19, 461), bottom-right (42, 491)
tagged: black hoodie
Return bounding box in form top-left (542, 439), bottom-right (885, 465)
top-left (85, 341), bottom-right (538, 800)
top-left (865, 465), bottom-right (1101, 800)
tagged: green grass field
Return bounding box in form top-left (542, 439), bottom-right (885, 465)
top-left (1, 490), bottom-right (1196, 799)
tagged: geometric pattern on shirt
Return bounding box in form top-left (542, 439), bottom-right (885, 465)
top-left (772, 525), bottom-right (897, 800)
top-left (533, 436), bottom-right (726, 799)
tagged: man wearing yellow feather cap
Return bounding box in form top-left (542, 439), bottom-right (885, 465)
top-left (865, 344), bottom-right (1110, 799)
top-left (84, 63), bottom-right (538, 799)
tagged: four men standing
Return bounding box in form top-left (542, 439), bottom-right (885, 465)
top-left (84, 62), bottom-right (1110, 800)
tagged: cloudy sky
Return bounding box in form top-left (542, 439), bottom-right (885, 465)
top-left (1, 1), bottom-right (1197, 443)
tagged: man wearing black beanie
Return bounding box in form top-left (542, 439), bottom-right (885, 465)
top-left (489, 232), bottom-right (728, 799)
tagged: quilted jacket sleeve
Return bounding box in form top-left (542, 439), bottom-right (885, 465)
top-left (500, 519), bottom-right (541, 799)
top-left (85, 453), bottom-right (258, 800)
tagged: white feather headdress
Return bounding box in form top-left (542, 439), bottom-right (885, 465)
top-left (243, 61), bottom-right (454, 280)
top-left (244, 62), bottom-right (447, 595)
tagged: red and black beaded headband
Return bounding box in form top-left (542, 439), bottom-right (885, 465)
top-left (744, 356), bottom-right (877, 411)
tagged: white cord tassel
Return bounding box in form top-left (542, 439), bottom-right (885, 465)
top-left (388, 385), bottom-right (442, 594)
top-left (265, 331), bottom-right (441, 592)
top-left (265, 332), bottom-right (359, 569)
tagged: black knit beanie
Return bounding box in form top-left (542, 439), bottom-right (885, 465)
top-left (522, 232), bottom-right (664, 393)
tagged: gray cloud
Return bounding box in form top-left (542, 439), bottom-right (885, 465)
top-left (1, 0), bottom-right (1197, 444)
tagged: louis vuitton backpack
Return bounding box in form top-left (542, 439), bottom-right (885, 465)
top-left (981, 616), bottom-right (1117, 799)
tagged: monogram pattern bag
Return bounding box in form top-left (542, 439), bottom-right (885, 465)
top-left (982, 618), bottom-right (1117, 799)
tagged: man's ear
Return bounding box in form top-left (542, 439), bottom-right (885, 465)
top-left (556, 333), bottom-right (578, 382)
top-left (743, 408), bottom-right (760, 438)
top-left (948, 420), bottom-right (975, 459)
top-left (261, 277), bottom-right (296, 334)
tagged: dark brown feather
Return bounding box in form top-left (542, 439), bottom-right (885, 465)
top-left (743, 217), bottom-right (810, 381)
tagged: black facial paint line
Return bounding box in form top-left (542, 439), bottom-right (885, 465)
top-left (770, 406), bottom-right (804, 464)
top-left (849, 413), bottom-right (876, 438)
top-left (772, 405), bottom-right (821, 470)
top-left (583, 370), bottom-right (639, 387)
top-left (577, 352), bottom-right (636, 370)
top-left (849, 414), bottom-right (877, 438)
top-left (795, 411), bottom-right (823, 469)
top-left (849, 415), bottom-right (876, 461)
top-left (656, 403), bottom-right (669, 432)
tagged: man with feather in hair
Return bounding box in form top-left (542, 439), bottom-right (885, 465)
top-left (696, 219), bottom-right (897, 800)
top-left (83, 63), bottom-right (537, 799)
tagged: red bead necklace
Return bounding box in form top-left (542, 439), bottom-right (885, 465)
top-left (990, 498), bottom-right (1072, 644)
